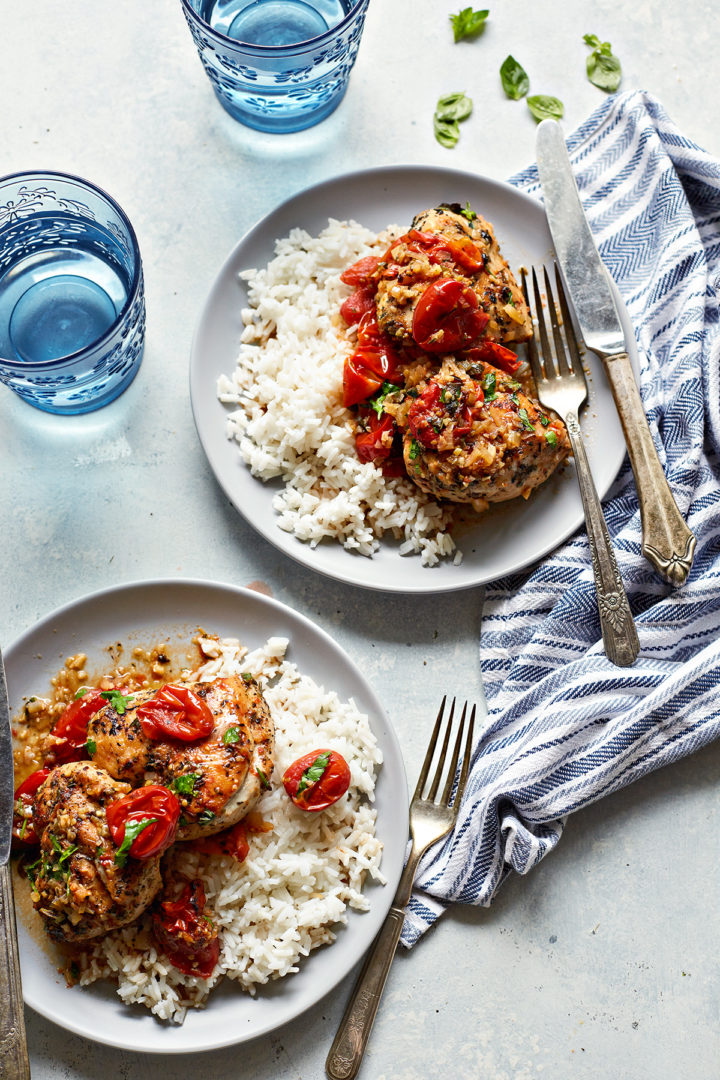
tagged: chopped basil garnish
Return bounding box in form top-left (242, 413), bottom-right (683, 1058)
top-left (296, 752), bottom-right (331, 797)
top-left (223, 726), bottom-right (240, 745)
top-left (449, 6), bottom-right (489, 42)
top-left (409, 438), bottom-right (421, 461)
top-left (546, 430), bottom-right (559, 446)
top-left (583, 33), bottom-right (622, 92)
top-left (172, 773), bottom-right (201, 795)
top-left (114, 817), bottom-right (158, 868)
top-left (540, 414), bottom-right (550, 427)
top-left (370, 381), bottom-right (397, 418)
top-left (85, 738), bottom-right (96, 756)
top-left (74, 686), bottom-right (92, 700)
top-left (198, 810), bottom-right (216, 826)
top-left (27, 835), bottom-right (78, 890)
top-left (257, 768), bottom-right (271, 790)
top-left (434, 91), bottom-right (473, 148)
top-left (500, 55), bottom-right (529, 100)
top-left (518, 408), bottom-right (535, 432)
top-left (527, 94), bottom-right (564, 122)
top-left (482, 371), bottom-right (497, 400)
top-left (101, 689), bottom-right (135, 715)
top-left (460, 202), bottom-right (477, 223)
top-left (241, 672), bottom-right (253, 683)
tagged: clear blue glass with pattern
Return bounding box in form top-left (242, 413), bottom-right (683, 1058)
top-left (0, 172), bottom-right (145, 415)
top-left (180, 0), bottom-right (371, 133)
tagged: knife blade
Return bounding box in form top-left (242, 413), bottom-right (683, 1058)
top-left (535, 118), bottom-right (696, 587)
top-left (0, 646), bottom-right (31, 1079)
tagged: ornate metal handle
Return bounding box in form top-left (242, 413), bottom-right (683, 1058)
top-left (0, 863), bottom-right (31, 1080)
top-left (602, 352), bottom-right (696, 586)
top-left (565, 413), bottom-right (640, 667)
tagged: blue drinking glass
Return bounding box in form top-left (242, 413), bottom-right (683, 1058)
top-left (180, 0), bottom-right (371, 133)
top-left (0, 172), bottom-right (145, 415)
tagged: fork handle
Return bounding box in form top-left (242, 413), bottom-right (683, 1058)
top-left (565, 412), bottom-right (640, 667)
top-left (602, 351), bottom-right (696, 586)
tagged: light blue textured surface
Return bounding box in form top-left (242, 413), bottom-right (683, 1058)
top-left (1, 2), bottom-right (719, 1077)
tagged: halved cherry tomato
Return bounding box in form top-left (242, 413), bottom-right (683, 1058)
top-left (106, 784), bottom-right (180, 863)
top-left (462, 341), bottom-right (522, 373)
top-left (355, 412), bottom-right (396, 465)
top-left (340, 287), bottom-right (376, 326)
top-left (12, 768), bottom-right (51, 847)
top-left (152, 880), bottom-right (220, 979)
top-left (47, 688), bottom-right (106, 764)
top-left (340, 255), bottom-right (381, 287)
top-left (136, 684), bottom-right (214, 743)
top-left (384, 230), bottom-right (484, 275)
top-left (412, 280), bottom-right (489, 353)
top-left (282, 749), bottom-right (351, 812)
top-left (343, 356), bottom-right (384, 408)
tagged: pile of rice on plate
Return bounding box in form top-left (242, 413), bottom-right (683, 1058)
top-left (217, 219), bottom-right (462, 567)
top-left (76, 634), bottom-right (385, 1024)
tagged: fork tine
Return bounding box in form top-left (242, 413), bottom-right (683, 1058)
top-left (531, 267), bottom-right (557, 377)
top-left (412, 696), bottom-right (448, 801)
top-left (454, 703), bottom-right (476, 806)
top-left (553, 264), bottom-right (584, 376)
top-left (440, 701), bottom-right (467, 804)
top-left (427, 698), bottom-right (455, 801)
top-left (542, 266), bottom-right (571, 377)
top-left (521, 269), bottom-right (545, 385)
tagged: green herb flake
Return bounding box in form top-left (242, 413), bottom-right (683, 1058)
top-left (241, 672), bottom-right (253, 683)
top-left (296, 752), bottom-right (331, 797)
top-left (409, 438), bottom-right (422, 461)
top-left (85, 738), bottom-right (96, 756)
top-left (460, 202), bottom-right (477, 223)
top-left (370, 381), bottom-right (397, 418)
top-left (583, 33), bottom-right (622, 92)
top-left (257, 768), bottom-right (271, 790)
top-left (222, 727), bottom-right (240, 746)
top-left (527, 94), bottom-right (564, 122)
top-left (539, 414), bottom-right (550, 427)
top-left (434, 92), bottom-right (473, 148)
top-left (449, 6), bottom-right (489, 42)
top-left (500, 55), bottom-right (529, 100)
top-left (482, 371), bottom-right (497, 400)
top-left (114, 817), bottom-right (158, 868)
top-left (101, 689), bottom-right (135, 715)
top-left (172, 773), bottom-right (201, 795)
top-left (546, 430), bottom-right (559, 446)
top-left (198, 810), bottom-right (216, 826)
top-left (518, 408), bottom-right (535, 432)
top-left (74, 686), bottom-right (92, 700)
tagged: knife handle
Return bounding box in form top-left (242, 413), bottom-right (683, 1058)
top-left (0, 863), bottom-right (31, 1079)
top-left (602, 352), bottom-right (696, 586)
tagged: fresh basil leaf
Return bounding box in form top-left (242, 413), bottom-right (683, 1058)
top-left (546, 430), bottom-right (559, 446)
top-left (74, 686), bottom-right (92, 700)
top-left (584, 33), bottom-right (622, 92)
top-left (85, 738), bottom-right (96, 756)
top-left (222, 726), bottom-right (240, 745)
top-left (369, 381), bottom-right (397, 418)
top-left (449, 6), bottom-right (489, 42)
top-left (527, 94), bottom-right (564, 122)
top-left (172, 773), bottom-right (201, 795)
top-left (436, 91), bottom-right (473, 122)
top-left (434, 115), bottom-right (460, 148)
top-left (518, 408), bottom-right (535, 432)
top-left (101, 689), bottom-right (135, 715)
top-left (408, 438), bottom-right (422, 461)
top-left (499, 55), bottom-right (529, 100)
top-left (296, 751), bottom-right (331, 797)
top-left (114, 817), bottom-right (158, 868)
top-left (482, 371), bottom-right (497, 400)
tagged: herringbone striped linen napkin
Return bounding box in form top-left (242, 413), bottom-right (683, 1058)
top-left (402, 89), bottom-right (720, 946)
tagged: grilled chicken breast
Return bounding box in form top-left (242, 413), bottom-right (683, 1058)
top-left (87, 675), bottom-right (274, 840)
top-left (375, 204), bottom-right (532, 348)
top-left (388, 358), bottom-right (569, 509)
top-left (29, 761), bottom-right (162, 943)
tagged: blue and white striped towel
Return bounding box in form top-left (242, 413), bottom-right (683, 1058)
top-left (402, 89), bottom-right (720, 947)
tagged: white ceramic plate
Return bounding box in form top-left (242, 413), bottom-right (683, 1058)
top-left (6, 579), bottom-right (408, 1054)
top-left (190, 165), bottom-right (637, 593)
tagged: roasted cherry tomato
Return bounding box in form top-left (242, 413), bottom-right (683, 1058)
top-left (384, 230), bottom-right (484, 275)
top-left (339, 255), bottom-right (381, 287)
top-left (340, 287), bottom-right (376, 326)
top-left (106, 784), bottom-right (180, 864)
top-left (12, 768), bottom-right (51, 847)
top-left (190, 812), bottom-right (273, 862)
top-left (47, 688), bottom-right (106, 764)
top-left (343, 356), bottom-right (384, 407)
top-left (282, 749), bottom-right (351, 812)
top-left (412, 279), bottom-right (489, 353)
top-left (153, 880), bottom-right (220, 979)
top-left (136, 684), bottom-right (214, 743)
top-left (355, 412), bottom-right (396, 465)
top-left (462, 341), bottom-right (522, 374)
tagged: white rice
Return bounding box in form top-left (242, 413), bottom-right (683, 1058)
top-left (77, 635), bottom-right (385, 1023)
top-left (217, 218), bottom-right (461, 566)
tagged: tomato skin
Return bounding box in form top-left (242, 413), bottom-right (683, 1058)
top-left (355, 412), bottom-right (396, 465)
top-left (136, 684), bottom-right (214, 743)
top-left (282, 749), bottom-right (351, 812)
top-left (342, 315), bottom-right (404, 408)
top-left (412, 280), bottom-right (489, 353)
top-left (343, 356), bottom-right (384, 408)
top-left (462, 341), bottom-right (522, 373)
top-left (340, 287), bottom-right (376, 326)
top-left (190, 812), bottom-right (273, 862)
top-left (384, 230), bottom-right (484, 275)
top-left (340, 255), bottom-right (381, 287)
top-left (106, 785), bottom-right (180, 861)
top-left (12, 768), bottom-right (51, 847)
top-left (152, 880), bottom-right (220, 979)
top-left (47, 689), bottom-right (106, 764)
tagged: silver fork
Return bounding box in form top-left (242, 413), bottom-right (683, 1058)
top-left (326, 697), bottom-right (476, 1080)
top-left (522, 265), bottom-right (639, 667)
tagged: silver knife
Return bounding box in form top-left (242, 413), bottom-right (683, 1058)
top-left (0, 646), bottom-right (31, 1079)
top-left (536, 118), bottom-right (696, 587)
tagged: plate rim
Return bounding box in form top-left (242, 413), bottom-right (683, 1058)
top-left (6, 576), bottom-right (408, 1053)
top-left (189, 164), bottom-right (634, 595)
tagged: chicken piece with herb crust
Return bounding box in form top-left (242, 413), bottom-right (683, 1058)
top-left (86, 675), bottom-right (274, 841)
top-left (374, 203), bottom-right (532, 350)
top-left (28, 761), bottom-right (162, 943)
